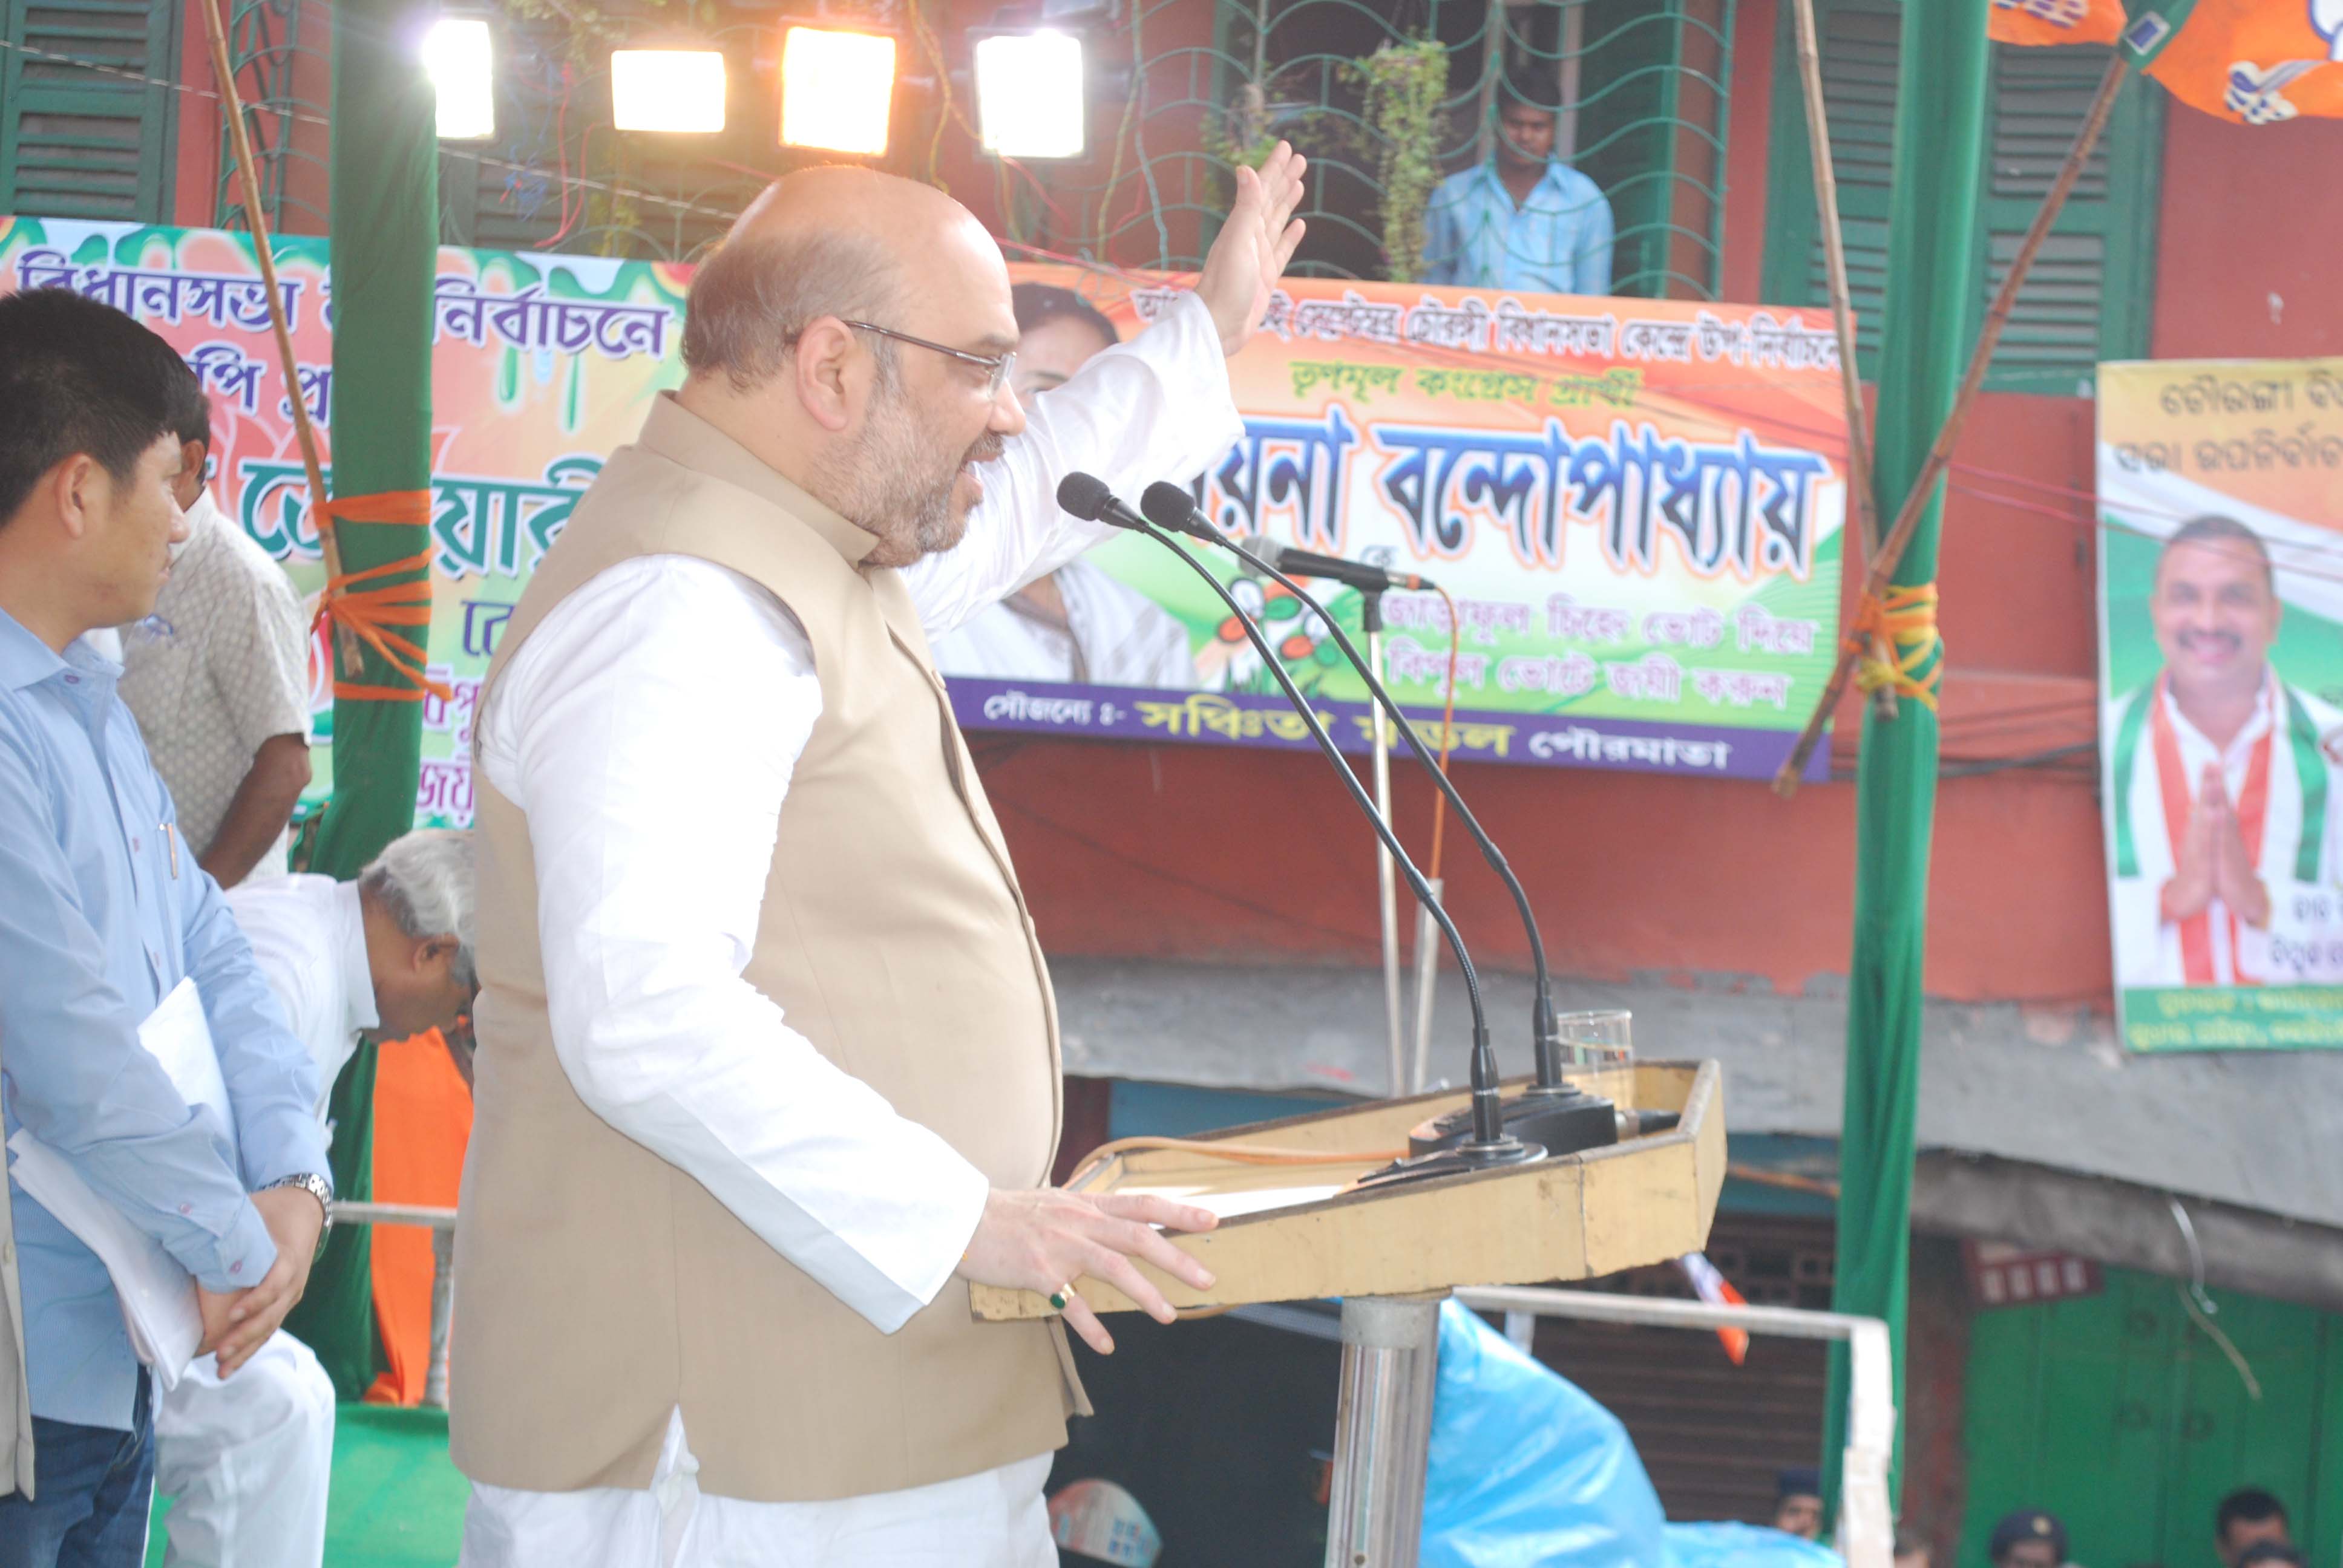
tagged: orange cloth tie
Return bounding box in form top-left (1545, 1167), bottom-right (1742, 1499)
top-left (312, 491), bottom-right (451, 703)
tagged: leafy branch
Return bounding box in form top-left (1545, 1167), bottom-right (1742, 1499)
top-left (1340, 37), bottom-right (1449, 284)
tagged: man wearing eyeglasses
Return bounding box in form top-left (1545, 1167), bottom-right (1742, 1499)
top-left (450, 151), bottom-right (1308, 1567)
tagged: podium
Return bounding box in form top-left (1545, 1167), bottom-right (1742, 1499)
top-left (976, 1061), bottom-right (1725, 1568)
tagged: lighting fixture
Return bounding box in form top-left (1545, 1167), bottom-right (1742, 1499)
top-left (973, 31), bottom-right (1086, 159)
top-left (779, 27), bottom-right (896, 155)
top-left (612, 50), bottom-right (729, 134)
top-left (422, 18), bottom-right (495, 142)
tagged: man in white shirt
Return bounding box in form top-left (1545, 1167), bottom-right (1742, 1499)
top-left (2107, 515), bottom-right (2343, 987)
top-left (931, 285), bottom-right (1201, 690)
top-left (118, 391), bottom-right (313, 887)
top-left (453, 151), bottom-right (1308, 1566)
top-left (151, 829), bottom-right (476, 1568)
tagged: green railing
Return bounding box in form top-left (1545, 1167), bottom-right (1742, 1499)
top-left (201, 0), bottom-right (1740, 294)
top-left (213, 0), bottom-right (329, 236)
top-left (1040, 0), bottom-right (1735, 298)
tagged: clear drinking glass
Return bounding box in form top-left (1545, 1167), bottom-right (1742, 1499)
top-left (1555, 1008), bottom-right (1633, 1071)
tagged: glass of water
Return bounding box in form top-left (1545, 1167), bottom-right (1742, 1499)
top-left (1555, 1008), bottom-right (1633, 1071)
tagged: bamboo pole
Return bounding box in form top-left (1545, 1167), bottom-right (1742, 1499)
top-left (1788, 0), bottom-right (1898, 720)
top-left (197, 0), bottom-right (356, 671)
top-left (1772, 53), bottom-right (2129, 797)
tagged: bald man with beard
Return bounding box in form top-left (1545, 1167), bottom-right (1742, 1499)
top-left (448, 154), bottom-right (1307, 1567)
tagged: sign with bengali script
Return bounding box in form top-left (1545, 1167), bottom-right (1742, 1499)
top-left (0, 216), bottom-right (1851, 829)
top-left (951, 268), bottom-right (1850, 780)
top-left (2097, 356), bottom-right (2343, 1051)
top-left (0, 215), bottom-right (686, 831)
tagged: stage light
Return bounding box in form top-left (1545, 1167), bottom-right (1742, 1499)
top-left (423, 18), bottom-right (495, 141)
top-left (779, 27), bottom-right (895, 155)
top-left (612, 50), bottom-right (728, 133)
top-left (974, 31), bottom-right (1086, 159)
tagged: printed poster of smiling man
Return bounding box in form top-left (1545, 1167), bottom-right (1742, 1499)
top-left (2097, 357), bottom-right (2343, 1051)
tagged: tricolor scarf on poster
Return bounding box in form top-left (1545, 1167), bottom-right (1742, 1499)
top-left (0, 215), bottom-right (1852, 806)
top-left (2097, 356), bottom-right (2343, 1051)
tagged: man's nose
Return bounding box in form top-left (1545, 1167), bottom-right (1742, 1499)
top-left (988, 377), bottom-right (1028, 439)
top-left (167, 498), bottom-right (191, 546)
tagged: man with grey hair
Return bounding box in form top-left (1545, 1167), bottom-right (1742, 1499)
top-left (454, 151), bottom-right (1306, 1566)
top-left (149, 828), bottom-right (475, 1568)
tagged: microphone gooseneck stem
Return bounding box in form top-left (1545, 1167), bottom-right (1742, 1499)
top-left (1221, 540), bottom-right (1566, 1091)
top-left (1138, 524), bottom-right (1507, 1146)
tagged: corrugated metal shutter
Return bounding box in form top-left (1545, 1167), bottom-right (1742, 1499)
top-left (1, 0), bottom-right (176, 221)
top-left (1527, 1215), bottom-right (1838, 1525)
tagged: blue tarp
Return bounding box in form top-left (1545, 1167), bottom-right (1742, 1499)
top-left (1420, 1301), bottom-right (1843, 1568)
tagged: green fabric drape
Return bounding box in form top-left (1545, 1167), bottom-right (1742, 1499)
top-left (281, 0), bottom-right (440, 1401)
top-left (1818, 0), bottom-right (1988, 1515)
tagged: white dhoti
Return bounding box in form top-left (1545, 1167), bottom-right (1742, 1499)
top-left (461, 1414), bottom-right (1055, 1568)
top-left (154, 1333), bottom-right (336, 1568)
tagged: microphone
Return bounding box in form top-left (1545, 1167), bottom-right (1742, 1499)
top-left (1063, 475), bottom-right (1539, 1185)
top-left (1235, 533), bottom-right (1435, 596)
top-left (1138, 482), bottom-right (1619, 1161)
top-left (1058, 472), bottom-right (1151, 534)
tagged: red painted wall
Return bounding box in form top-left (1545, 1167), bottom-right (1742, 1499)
top-left (2152, 108), bottom-right (2343, 361)
top-left (977, 91), bottom-right (2340, 1014)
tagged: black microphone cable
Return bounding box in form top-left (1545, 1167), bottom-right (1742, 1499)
top-left (1057, 474), bottom-right (1535, 1172)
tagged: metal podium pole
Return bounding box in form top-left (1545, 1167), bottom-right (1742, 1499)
top-left (1325, 1292), bottom-right (1447, 1568)
top-left (1363, 592), bottom-right (1405, 1099)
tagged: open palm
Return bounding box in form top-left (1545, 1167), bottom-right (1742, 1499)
top-left (1195, 141), bottom-right (1309, 356)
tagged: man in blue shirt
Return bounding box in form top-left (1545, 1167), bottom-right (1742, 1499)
top-left (1422, 81), bottom-right (1616, 296)
top-left (0, 289), bottom-right (332, 1564)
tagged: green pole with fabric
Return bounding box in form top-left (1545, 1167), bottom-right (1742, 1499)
top-left (1818, 0), bottom-right (1988, 1517)
top-left (281, 0), bottom-right (441, 1400)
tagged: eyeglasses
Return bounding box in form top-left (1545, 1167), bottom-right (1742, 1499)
top-left (841, 320), bottom-right (1017, 399)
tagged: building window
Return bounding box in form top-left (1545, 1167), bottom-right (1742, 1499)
top-left (1, 0), bottom-right (180, 223)
top-left (1757, 0), bottom-right (2164, 394)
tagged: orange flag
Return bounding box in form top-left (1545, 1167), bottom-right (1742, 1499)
top-left (1990, 0), bottom-right (2129, 46)
top-left (2122, 0), bottom-right (2343, 122)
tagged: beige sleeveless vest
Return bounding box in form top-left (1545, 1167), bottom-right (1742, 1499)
top-left (450, 394), bottom-right (1084, 1503)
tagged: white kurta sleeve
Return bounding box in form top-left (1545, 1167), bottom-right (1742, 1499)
top-left (478, 556), bottom-right (991, 1334)
top-left (903, 290), bottom-right (1245, 640)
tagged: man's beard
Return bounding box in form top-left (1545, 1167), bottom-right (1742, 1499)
top-left (826, 384), bottom-right (1005, 558)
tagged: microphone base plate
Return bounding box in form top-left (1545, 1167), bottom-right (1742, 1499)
top-left (1406, 1085), bottom-right (1619, 1160)
top-left (1354, 1135), bottom-right (1544, 1191)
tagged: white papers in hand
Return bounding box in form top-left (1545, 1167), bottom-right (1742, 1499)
top-left (6, 977), bottom-right (230, 1392)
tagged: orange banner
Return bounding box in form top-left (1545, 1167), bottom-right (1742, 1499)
top-left (2129, 0), bottom-right (2343, 123)
top-left (1990, 0), bottom-right (2128, 47)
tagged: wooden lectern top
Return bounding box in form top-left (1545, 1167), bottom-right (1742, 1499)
top-left (970, 1060), bottom-right (1725, 1322)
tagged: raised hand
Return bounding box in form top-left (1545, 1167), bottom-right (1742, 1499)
top-left (1194, 141), bottom-right (1309, 358)
top-left (957, 1186), bottom-right (1219, 1355)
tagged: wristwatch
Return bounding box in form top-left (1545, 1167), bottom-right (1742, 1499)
top-left (258, 1172), bottom-right (336, 1259)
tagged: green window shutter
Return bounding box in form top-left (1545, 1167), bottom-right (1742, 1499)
top-left (1, 0), bottom-right (177, 221)
top-left (1759, 0), bottom-right (1900, 377)
top-left (1758, 0), bottom-right (2163, 396)
top-left (1975, 39), bottom-right (2161, 393)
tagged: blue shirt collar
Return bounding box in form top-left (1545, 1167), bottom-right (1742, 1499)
top-left (1479, 158), bottom-right (1572, 194)
top-left (0, 607), bottom-right (119, 691)
top-left (0, 607), bottom-right (65, 691)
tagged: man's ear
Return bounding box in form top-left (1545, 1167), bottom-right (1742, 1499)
top-left (51, 454), bottom-right (100, 541)
top-left (793, 316), bottom-right (860, 434)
